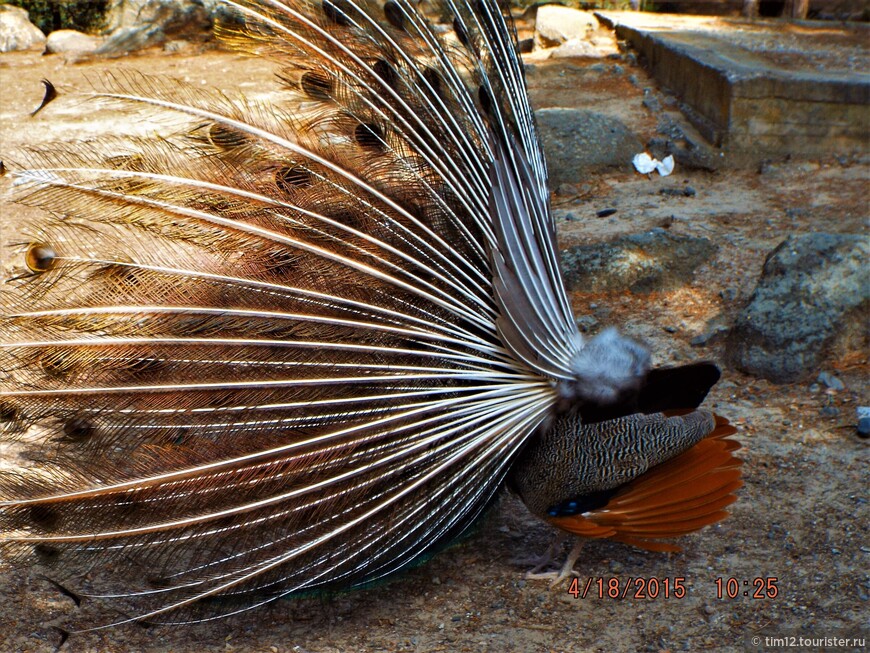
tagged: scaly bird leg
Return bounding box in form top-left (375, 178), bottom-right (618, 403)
top-left (517, 532), bottom-right (585, 587)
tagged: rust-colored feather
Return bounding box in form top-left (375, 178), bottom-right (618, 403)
top-left (546, 418), bottom-right (742, 552)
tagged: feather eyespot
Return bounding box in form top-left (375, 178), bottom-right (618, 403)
top-left (207, 123), bottom-right (247, 149)
top-left (383, 1), bottom-right (405, 30)
top-left (422, 67), bottom-right (443, 98)
top-left (275, 166), bottom-right (313, 192)
top-left (300, 71), bottom-right (332, 100)
top-left (478, 85), bottom-right (494, 117)
top-left (39, 352), bottom-right (74, 378)
top-left (372, 59), bottom-right (398, 91)
top-left (63, 417), bottom-right (95, 442)
top-left (24, 243), bottom-right (56, 273)
top-left (106, 153), bottom-right (146, 171)
top-left (34, 543), bottom-right (61, 565)
top-left (354, 122), bottom-right (385, 149)
top-left (453, 17), bottom-right (470, 48)
top-left (0, 402), bottom-right (17, 423)
top-left (29, 505), bottom-right (60, 530)
top-left (322, 0), bottom-right (352, 26)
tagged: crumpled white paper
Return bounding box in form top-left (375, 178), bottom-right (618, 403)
top-left (632, 152), bottom-right (675, 177)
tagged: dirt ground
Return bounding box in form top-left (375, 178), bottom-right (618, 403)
top-left (0, 21), bottom-right (868, 653)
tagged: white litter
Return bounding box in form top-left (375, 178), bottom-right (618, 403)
top-left (632, 152), bottom-right (675, 177)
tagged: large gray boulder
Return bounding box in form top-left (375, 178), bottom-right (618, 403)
top-left (45, 29), bottom-right (103, 55)
top-left (98, 0), bottom-right (212, 55)
top-left (535, 6), bottom-right (597, 48)
top-left (535, 108), bottom-right (641, 186)
top-left (727, 233), bottom-right (869, 383)
top-left (0, 5), bottom-right (46, 53)
top-left (560, 228), bottom-right (717, 294)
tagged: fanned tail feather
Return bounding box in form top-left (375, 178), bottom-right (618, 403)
top-left (0, 0), bottom-right (569, 627)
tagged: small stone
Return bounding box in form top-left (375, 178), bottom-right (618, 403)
top-left (817, 371), bottom-right (845, 391)
top-left (690, 325), bottom-right (729, 347)
top-left (642, 93), bottom-right (662, 113)
top-left (820, 406), bottom-right (840, 417)
top-left (809, 383), bottom-right (821, 393)
top-left (857, 417), bottom-right (870, 438)
top-left (596, 208), bottom-right (617, 218)
top-left (575, 314), bottom-right (598, 333)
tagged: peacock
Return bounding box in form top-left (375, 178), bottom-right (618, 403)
top-left (0, 0), bottom-right (742, 628)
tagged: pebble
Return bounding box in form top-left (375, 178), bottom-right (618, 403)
top-left (596, 207), bottom-right (617, 217)
top-left (820, 406), bottom-right (839, 417)
top-left (659, 186), bottom-right (697, 198)
top-left (817, 371), bottom-right (845, 391)
top-left (575, 314), bottom-right (599, 333)
top-left (690, 324), bottom-right (729, 346)
top-left (857, 406), bottom-right (870, 437)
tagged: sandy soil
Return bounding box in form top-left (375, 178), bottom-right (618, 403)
top-left (0, 25), bottom-right (868, 653)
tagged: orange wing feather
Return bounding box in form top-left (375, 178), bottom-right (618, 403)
top-left (547, 417), bottom-right (741, 553)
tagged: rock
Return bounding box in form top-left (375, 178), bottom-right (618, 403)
top-left (98, 0), bottom-right (213, 55)
top-left (560, 228), bottom-right (718, 293)
top-left (0, 5), bottom-right (45, 53)
top-left (550, 38), bottom-right (598, 59)
top-left (857, 407), bottom-right (870, 438)
top-left (817, 371), bottom-right (845, 391)
top-left (659, 186), bottom-right (696, 198)
top-left (575, 314), bottom-right (598, 333)
top-left (535, 108), bottom-right (641, 185)
top-left (690, 324), bottom-right (730, 347)
top-left (727, 233), bottom-right (869, 383)
top-left (45, 29), bottom-right (102, 55)
top-left (535, 6), bottom-right (596, 48)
